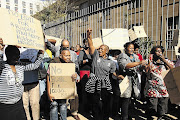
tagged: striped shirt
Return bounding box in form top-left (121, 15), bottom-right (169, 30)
top-left (0, 54), bottom-right (43, 104)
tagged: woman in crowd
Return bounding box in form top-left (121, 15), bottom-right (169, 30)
top-left (144, 46), bottom-right (174, 120)
top-left (0, 38), bottom-right (44, 120)
top-left (117, 42), bottom-right (147, 120)
top-left (85, 29), bottom-right (124, 120)
top-left (78, 38), bottom-right (92, 114)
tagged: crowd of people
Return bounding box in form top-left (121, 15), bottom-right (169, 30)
top-left (0, 28), bottom-right (180, 120)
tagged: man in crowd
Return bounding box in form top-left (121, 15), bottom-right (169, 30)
top-left (45, 39), bottom-right (80, 120)
top-left (47, 48), bottom-right (80, 120)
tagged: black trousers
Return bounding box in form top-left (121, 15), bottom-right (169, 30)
top-left (0, 98), bottom-right (27, 120)
top-left (90, 89), bottom-right (112, 120)
top-left (120, 98), bottom-right (130, 120)
top-left (146, 97), bottom-right (169, 117)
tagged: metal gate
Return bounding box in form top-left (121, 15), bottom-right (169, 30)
top-left (44, 0), bottom-right (180, 61)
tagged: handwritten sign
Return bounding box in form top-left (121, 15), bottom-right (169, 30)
top-left (102, 28), bottom-right (129, 50)
top-left (20, 48), bottom-right (38, 62)
top-left (119, 76), bottom-right (130, 95)
top-left (128, 29), bottom-right (137, 41)
top-left (0, 8), bottom-right (45, 50)
top-left (50, 63), bottom-right (75, 99)
top-left (92, 37), bottom-right (103, 49)
top-left (163, 66), bottom-right (180, 104)
top-left (45, 35), bottom-right (62, 46)
top-left (133, 26), bottom-right (147, 38)
top-left (175, 46), bottom-right (180, 56)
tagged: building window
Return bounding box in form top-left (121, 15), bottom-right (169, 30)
top-left (22, 8), bottom-right (26, 13)
top-left (30, 10), bottom-right (33, 15)
top-left (30, 3), bottom-right (33, 15)
top-left (22, 1), bottom-right (26, 8)
top-left (6, 5), bottom-right (10, 9)
top-left (14, 0), bottom-right (18, 4)
top-left (128, 0), bottom-right (142, 9)
top-left (6, 0), bottom-right (10, 9)
top-left (166, 16), bottom-right (179, 49)
top-left (36, 5), bottom-right (40, 11)
top-left (15, 7), bottom-right (18, 12)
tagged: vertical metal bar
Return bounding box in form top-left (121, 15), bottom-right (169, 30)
top-left (70, 13), bottom-right (72, 46)
top-left (65, 16), bottom-right (67, 39)
top-left (117, 0), bottom-right (118, 28)
top-left (127, 0), bottom-right (128, 29)
top-left (130, 0), bottom-right (132, 28)
top-left (138, 0), bottom-right (140, 26)
top-left (146, 0), bottom-right (149, 58)
top-left (111, 0), bottom-right (113, 28)
top-left (89, 6), bottom-right (92, 29)
top-left (120, 0), bottom-right (122, 28)
top-left (123, 0), bottom-right (125, 28)
top-left (108, 0), bottom-right (110, 28)
top-left (156, 0), bottom-right (158, 45)
top-left (92, 5), bottom-right (94, 38)
top-left (151, 0), bottom-right (153, 48)
top-left (102, 1), bottom-right (104, 29)
top-left (171, 0), bottom-right (175, 60)
top-left (94, 5), bottom-right (96, 38)
top-left (105, 0), bottom-right (106, 29)
top-left (99, 2), bottom-right (100, 36)
top-left (160, 0), bottom-right (163, 45)
top-left (134, 0), bottom-right (136, 26)
top-left (113, 0), bottom-right (116, 28)
top-left (82, 8), bottom-right (84, 43)
top-left (166, 0), bottom-right (169, 57)
top-left (78, 11), bottom-right (79, 46)
top-left (142, 0), bottom-right (144, 57)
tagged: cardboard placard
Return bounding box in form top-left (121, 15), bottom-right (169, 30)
top-left (133, 26), bottom-right (147, 38)
top-left (119, 76), bottom-right (130, 95)
top-left (102, 28), bottom-right (129, 50)
top-left (162, 66), bottom-right (180, 105)
top-left (128, 29), bottom-right (137, 41)
top-left (50, 63), bottom-right (75, 99)
top-left (175, 46), bottom-right (180, 56)
top-left (92, 37), bottom-right (103, 49)
top-left (0, 8), bottom-right (45, 50)
top-left (45, 35), bottom-right (63, 46)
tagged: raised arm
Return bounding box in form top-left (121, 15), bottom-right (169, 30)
top-left (24, 50), bottom-right (44, 71)
top-left (87, 28), bottom-right (95, 55)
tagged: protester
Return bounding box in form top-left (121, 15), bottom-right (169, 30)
top-left (45, 39), bottom-right (80, 120)
top-left (85, 28), bottom-right (123, 120)
top-left (0, 38), bottom-right (44, 120)
top-left (21, 49), bottom-right (42, 120)
top-left (144, 46), bottom-right (174, 120)
top-left (46, 48), bottom-right (80, 120)
top-left (134, 43), bottom-right (143, 61)
top-left (117, 42), bottom-right (147, 120)
top-left (110, 50), bottom-right (122, 118)
top-left (76, 44), bottom-right (81, 56)
top-left (78, 39), bottom-right (92, 114)
top-left (39, 45), bottom-right (53, 119)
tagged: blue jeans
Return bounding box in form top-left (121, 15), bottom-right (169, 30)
top-left (50, 100), bottom-right (67, 120)
top-left (39, 79), bottom-right (46, 97)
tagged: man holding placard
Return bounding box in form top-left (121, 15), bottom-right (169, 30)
top-left (46, 48), bottom-right (80, 120)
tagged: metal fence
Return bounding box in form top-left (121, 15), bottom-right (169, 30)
top-left (44, 0), bottom-right (180, 61)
